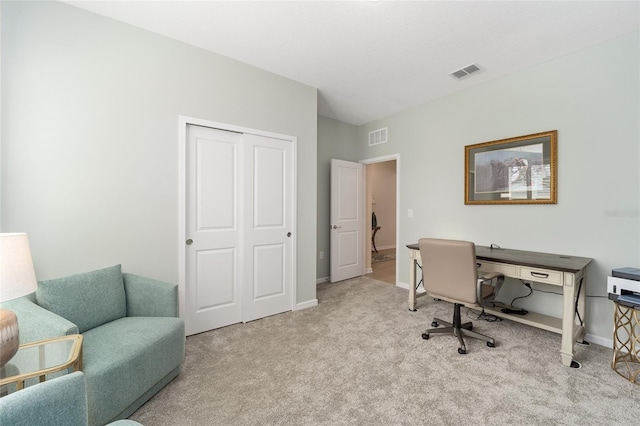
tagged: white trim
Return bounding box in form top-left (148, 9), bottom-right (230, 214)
top-left (360, 153), bottom-right (401, 288)
top-left (316, 277), bottom-right (329, 284)
top-left (584, 333), bottom-right (611, 348)
top-left (374, 244), bottom-right (396, 251)
top-left (365, 267), bottom-right (373, 274)
top-left (295, 299), bottom-right (318, 311)
top-left (396, 281), bottom-right (410, 290)
top-left (178, 115), bottom-right (298, 324)
top-left (178, 116), bottom-right (187, 320)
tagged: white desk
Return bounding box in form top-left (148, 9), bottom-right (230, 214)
top-left (407, 244), bottom-right (592, 368)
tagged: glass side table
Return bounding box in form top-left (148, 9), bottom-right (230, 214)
top-left (0, 334), bottom-right (83, 394)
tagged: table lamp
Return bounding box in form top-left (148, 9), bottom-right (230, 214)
top-left (0, 233), bottom-right (38, 368)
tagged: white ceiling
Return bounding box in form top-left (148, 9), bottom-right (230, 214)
top-left (64, 1), bottom-right (640, 126)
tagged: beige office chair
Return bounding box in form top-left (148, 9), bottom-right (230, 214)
top-left (418, 238), bottom-right (503, 354)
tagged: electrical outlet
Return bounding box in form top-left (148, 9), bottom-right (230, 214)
top-left (408, 209), bottom-right (414, 218)
top-left (319, 251), bottom-right (324, 260)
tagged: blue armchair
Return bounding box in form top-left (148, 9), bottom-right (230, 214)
top-left (1, 265), bottom-right (185, 425)
top-left (0, 371), bottom-right (142, 426)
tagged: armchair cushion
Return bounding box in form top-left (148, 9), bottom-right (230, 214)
top-left (36, 265), bottom-right (126, 333)
top-left (82, 316), bottom-right (185, 425)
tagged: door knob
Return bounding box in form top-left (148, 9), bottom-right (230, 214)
top-left (186, 239), bottom-right (193, 245)
top-left (332, 225), bottom-right (342, 229)
top-left (287, 232), bottom-right (292, 237)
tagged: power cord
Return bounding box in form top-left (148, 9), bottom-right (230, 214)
top-left (467, 307), bottom-right (502, 323)
top-left (522, 279), bottom-right (607, 299)
top-left (501, 282), bottom-right (532, 315)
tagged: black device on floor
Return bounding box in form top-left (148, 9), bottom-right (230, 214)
top-left (501, 308), bottom-right (528, 315)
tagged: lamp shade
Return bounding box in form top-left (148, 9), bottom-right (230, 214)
top-left (0, 233), bottom-right (38, 302)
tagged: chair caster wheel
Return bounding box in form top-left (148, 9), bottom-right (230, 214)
top-left (487, 341), bottom-right (495, 348)
top-left (422, 333), bottom-right (430, 340)
top-left (431, 321), bottom-right (438, 327)
top-left (458, 348), bottom-right (466, 355)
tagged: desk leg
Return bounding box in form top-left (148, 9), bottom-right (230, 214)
top-left (560, 272), bottom-right (585, 368)
top-left (576, 274), bottom-right (587, 344)
top-left (409, 257), bottom-right (417, 311)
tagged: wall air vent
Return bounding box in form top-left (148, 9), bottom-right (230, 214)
top-left (368, 127), bottom-right (388, 146)
top-left (449, 63), bottom-right (484, 80)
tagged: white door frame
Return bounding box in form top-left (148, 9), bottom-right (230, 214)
top-left (360, 154), bottom-right (400, 287)
top-left (178, 115), bottom-right (297, 320)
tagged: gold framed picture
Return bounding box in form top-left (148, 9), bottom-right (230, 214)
top-left (465, 130), bottom-right (557, 205)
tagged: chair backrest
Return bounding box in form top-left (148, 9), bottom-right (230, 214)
top-left (418, 238), bottom-right (478, 305)
top-left (36, 265), bottom-right (126, 333)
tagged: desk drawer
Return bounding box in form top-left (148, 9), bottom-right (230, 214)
top-left (477, 260), bottom-right (517, 277)
top-left (519, 266), bottom-right (562, 286)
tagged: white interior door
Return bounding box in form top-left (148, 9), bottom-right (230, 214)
top-left (330, 159), bottom-right (364, 282)
top-left (243, 134), bottom-right (294, 322)
top-left (185, 125), bottom-right (242, 335)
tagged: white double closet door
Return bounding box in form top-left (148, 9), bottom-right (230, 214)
top-left (184, 124), bottom-right (294, 336)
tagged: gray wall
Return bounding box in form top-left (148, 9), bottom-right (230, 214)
top-left (355, 31), bottom-right (639, 342)
top-left (316, 116), bottom-right (358, 281)
top-left (1, 1), bottom-right (318, 305)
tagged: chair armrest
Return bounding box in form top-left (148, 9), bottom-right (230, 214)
top-left (477, 273), bottom-right (504, 306)
top-left (480, 271), bottom-right (503, 281)
top-left (0, 296), bottom-right (79, 344)
top-left (123, 273), bottom-right (178, 317)
top-left (0, 372), bottom-right (88, 425)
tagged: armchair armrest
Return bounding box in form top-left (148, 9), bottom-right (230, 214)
top-left (0, 296), bottom-right (79, 344)
top-left (123, 273), bottom-right (178, 317)
top-left (0, 372), bottom-right (88, 425)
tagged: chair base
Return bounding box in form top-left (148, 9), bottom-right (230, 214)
top-left (421, 303), bottom-right (495, 354)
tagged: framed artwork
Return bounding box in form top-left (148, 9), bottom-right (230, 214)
top-left (465, 130), bottom-right (557, 205)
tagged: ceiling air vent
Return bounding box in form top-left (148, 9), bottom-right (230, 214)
top-left (449, 63), bottom-right (484, 80)
top-left (368, 127), bottom-right (388, 146)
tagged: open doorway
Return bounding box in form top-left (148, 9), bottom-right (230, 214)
top-left (363, 156), bottom-right (398, 285)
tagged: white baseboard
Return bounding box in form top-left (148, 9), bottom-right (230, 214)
top-left (396, 281), bottom-right (410, 290)
top-left (584, 333), bottom-right (612, 348)
top-left (295, 299), bottom-right (318, 311)
top-left (365, 268), bottom-right (373, 274)
top-left (316, 277), bottom-right (329, 284)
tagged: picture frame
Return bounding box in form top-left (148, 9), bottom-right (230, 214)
top-left (465, 130), bottom-right (557, 205)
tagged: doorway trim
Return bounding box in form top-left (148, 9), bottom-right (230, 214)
top-left (360, 153), bottom-right (400, 286)
top-left (178, 115), bottom-right (298, 321)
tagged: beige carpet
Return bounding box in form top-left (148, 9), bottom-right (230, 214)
top-left (129, 276), bottom-right (640, 425)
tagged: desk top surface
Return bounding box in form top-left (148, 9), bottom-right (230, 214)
top-left (406, 243), bottom-right (592, 273)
